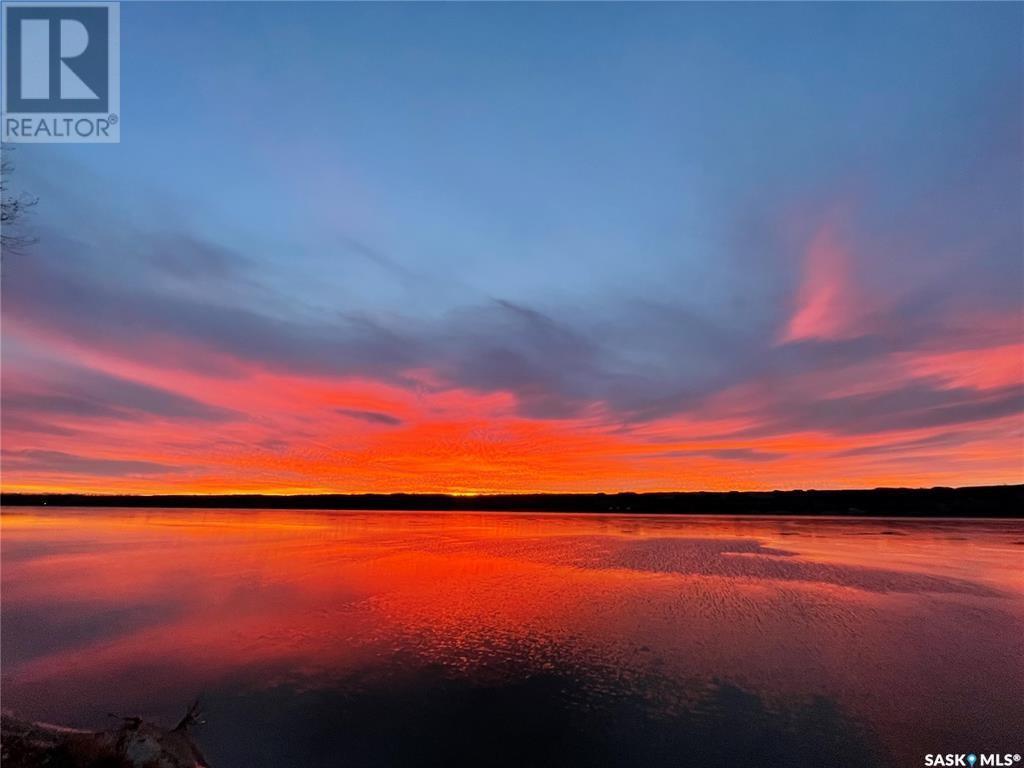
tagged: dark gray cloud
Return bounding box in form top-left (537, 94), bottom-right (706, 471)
top-left (3, 219), bottom-right (1020, 441)
top-left (435, 300), bottom-right (611, 418)
top-left (2, 237), bottom-right (421, 382)
top-left (3, 365), bottom-right (236, 423)
top-left (1, 414), bottom-right (80, 437)
top-left (144, 233), bottom-right (251, 281)
top-left (833, 430), bottom-right (982, 458)
top-left (336, 408), bottom-right (404, 426)
top-left (781, 384), bottom-right (1023, 436)
top-left (2, 449), bottom-right (182, 476)
top-left (652, 448), bottom-right (784, 462)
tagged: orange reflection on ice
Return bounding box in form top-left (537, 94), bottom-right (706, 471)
top-left (3, 507), bottom-right (1022, 768)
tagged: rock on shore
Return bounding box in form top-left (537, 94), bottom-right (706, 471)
top-left (0, 705), bottom-right (209, 768)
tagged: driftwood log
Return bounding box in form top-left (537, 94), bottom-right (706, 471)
top-left (0, 702), bottom-right (209, 768)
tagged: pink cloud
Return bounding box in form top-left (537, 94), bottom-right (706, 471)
top-left (781, 220), bottom-right (865, 343)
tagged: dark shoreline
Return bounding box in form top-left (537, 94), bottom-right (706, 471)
top-left (2, 485), bottom-right (1022, 517)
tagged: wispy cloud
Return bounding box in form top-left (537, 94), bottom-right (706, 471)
top-left (336, 408), bottom-right (404, 426)
top-left (2, 449), bottom-right (184, 477)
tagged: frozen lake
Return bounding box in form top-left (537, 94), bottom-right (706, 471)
top-left (2, 509), bottom-right (1022, 767)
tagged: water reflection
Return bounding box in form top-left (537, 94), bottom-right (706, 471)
top-left (2, 510), bottom-right (1022, 767)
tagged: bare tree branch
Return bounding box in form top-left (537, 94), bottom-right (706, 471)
top-left (1, 148), bottom-right (39, 254)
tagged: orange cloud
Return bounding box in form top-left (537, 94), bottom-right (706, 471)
top-left (3, 240), bottom-right (1022, 494)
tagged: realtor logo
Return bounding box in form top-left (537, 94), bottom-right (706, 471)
top-left (3, 2), bottom-right (119, 142)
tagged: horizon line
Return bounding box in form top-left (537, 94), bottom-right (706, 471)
top-left (4, 483), bottom-right (1021, 499)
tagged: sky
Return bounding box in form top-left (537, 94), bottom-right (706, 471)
top-left (2, 2), bottom-right (1022, 494)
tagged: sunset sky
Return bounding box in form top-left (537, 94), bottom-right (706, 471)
top-left (2, 2), bottom-right (1022, 494)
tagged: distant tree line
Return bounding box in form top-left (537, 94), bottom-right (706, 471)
top-left (3, 485), bottom-right (1022, 518)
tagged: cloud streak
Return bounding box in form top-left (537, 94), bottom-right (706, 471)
top-left (336, 408), bottom-right (404, 426)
